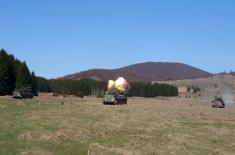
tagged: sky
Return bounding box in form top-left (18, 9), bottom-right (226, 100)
top-left (0, 0), bottom-right (235, 78)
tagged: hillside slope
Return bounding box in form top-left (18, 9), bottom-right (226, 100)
top-left (62, 62), bottom-right (212, 81)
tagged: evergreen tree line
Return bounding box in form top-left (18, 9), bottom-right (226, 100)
top-left (49, 78), bottom-right (106, 97)
top-left (129, 82), bottom-right (179, 97)
top-left (37, 77), bottom-right (178, 97)
top-left (0, 49), bottom-right (38, 96)
top-left (36, 77), bottom-right (106, 97)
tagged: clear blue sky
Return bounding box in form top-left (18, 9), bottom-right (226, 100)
top-left (0, 0), bottom-right (235, 78)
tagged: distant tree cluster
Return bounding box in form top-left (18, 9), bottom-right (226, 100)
top-left (0, 49), bottom-right (38, 96)
top-left (49, 78), bottom-right (106, 97)
top-left (36, 76), bottom-right (51, 92)
top-left (129, 82), bottom-right (178, 97)
top-left (216, 70), bottom-right (235, 76)
top-left (187, 85), bottom-right (201, 94)
top-left (36, 78), bottom-right (106, 97)
top-left (36, 78), bottom-right (178, 97)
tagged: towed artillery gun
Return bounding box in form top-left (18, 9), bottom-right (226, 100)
top-left (103, 77), bottom-right (129, 105)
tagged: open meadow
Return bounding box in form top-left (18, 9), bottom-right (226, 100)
top-left (0, 94), bottom-right (235, 155)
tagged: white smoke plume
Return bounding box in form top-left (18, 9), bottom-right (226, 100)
top-left (222, 88), bottom-right (234, 105)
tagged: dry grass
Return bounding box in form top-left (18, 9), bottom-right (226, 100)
top-left (0, 93), bottom-right (235, 154)
top-left (18, 132), bottom-right (32, 141)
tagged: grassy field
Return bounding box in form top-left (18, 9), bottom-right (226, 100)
top-left (0, 94), bottom-right (235, 155)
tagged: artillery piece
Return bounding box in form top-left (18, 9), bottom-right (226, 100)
top-left (103, 77), bottom-right (129, 105)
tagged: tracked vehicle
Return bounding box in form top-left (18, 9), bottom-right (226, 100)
top-left (13, 87), bottom-right (33, 99)
top-left (103, 90), bottom-right (127, 105)
top-left (103, 77), bottom-right (129, 105)
top-left (211, 96), bottom-right (225, 108)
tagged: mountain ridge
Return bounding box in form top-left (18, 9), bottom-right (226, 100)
top-left (61, 62), bottom-right (212, 82)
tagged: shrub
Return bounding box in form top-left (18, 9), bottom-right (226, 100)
top-left (52, 93), bottom-right (60, 97)
top-left (75, 91), bottom-right (84, 98)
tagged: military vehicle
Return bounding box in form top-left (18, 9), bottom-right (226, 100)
top-left (103, 90), bottom-right (127, 105)
top-left (103, 78), bottom-right (129, 105)
top-left (13, 87), bottom-right (33, 99)
top-left (211, 96), bottom-right (225, 108)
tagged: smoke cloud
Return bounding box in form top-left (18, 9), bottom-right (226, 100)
top-left (107, 77), bottom-right (129, 93)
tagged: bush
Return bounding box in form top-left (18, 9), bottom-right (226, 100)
top-left (187, 85), bottom-right (201, 94)
top-left (187, 86), bottom-right (191, 92)
top-left (75, 91), bottom-right (84, 98)
top-left (79, 92), bottom-right (84, 98)
top-left (52, 93), bottom-right (60, 97)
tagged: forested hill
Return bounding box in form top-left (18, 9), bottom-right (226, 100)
top-left (62, 62), bottom-right (212, 82)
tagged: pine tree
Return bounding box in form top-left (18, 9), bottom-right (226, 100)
top-left (0, 49), bottom-right (8, 95)
top-left (6, 54), bottom-right (17, 94)
top-left (16, 62), bottom-right (31, 89)
top-left (0, 49), bottom-right (16, 95)
top-left (31, 71), bottom-right (38, 96)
